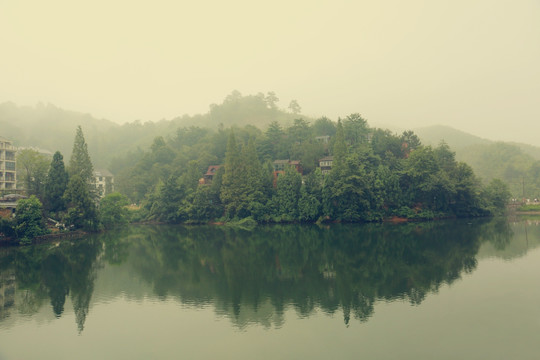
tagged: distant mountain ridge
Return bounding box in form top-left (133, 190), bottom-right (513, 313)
top-left (413, 125), bottom-right (491, 149)
top-left (414, 124), bottom-right (540, 161)
top-left (0, 92), bottom-right (302, 168)
top-left (3, 97), bottom-right (540, 198)
top-left (414, 124), bottom-right (540, 197)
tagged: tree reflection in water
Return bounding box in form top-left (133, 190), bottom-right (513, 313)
top-left (0, 218), bottom-right (523, 331)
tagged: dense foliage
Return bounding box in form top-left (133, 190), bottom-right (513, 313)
top-left (5, 127), bottom-right (127, 242)
top-left (14, 195), bottom-right (48, 243)
top-left (0, 92), bottom-right (301, 168)
top-left (115, 115), bottom-right (509, 224)
top-left (415, 125), bottom-right (540, 199)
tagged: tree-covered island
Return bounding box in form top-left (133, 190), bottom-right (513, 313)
top-left (118, 114), bottom-right (509, 224)
top-left (2, 106), bottom-right (511, 245)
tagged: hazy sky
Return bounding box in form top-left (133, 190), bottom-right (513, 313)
top-left (2, 1), bottom-right (539, 144)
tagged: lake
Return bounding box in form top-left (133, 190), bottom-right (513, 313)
top-left (1, 217), bottom-right (540, 359)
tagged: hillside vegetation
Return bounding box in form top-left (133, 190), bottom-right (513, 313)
top-left (3, 94), bottom-right (540, 200)
top-left (0, 91), bottom-right (301, 168)
top-left (415, 125), bottom-right (540, 199)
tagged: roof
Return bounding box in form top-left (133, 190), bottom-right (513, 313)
top-left (319, 156), bottom-right (334, 161)
top-left (205, 165), bottom-right (221, 176)
top-left (94, 169), bottom-right (114, 177)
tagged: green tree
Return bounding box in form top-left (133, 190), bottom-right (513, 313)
top-left (332, 119), bottom-right (347, 170)
top-left (265, 91), bottom-right (279, 110)
top-left (186, 185), bottom-right (222, 222)
top-left (220, 131), bottom-right (246, 218)
top-left (275, 165), bottom-right (302, 220)
top-left (44, 151), bottom-right (69, 214)
top-left (242, 138), bottom-right (267, 218)
top-left (147, 175), bottom-right (187, 223)
top-left (64, 174), bottom-right (99, 231)
top-left (15, 195), bottom-right (48, 243)
top-left (343, 113), bottom-right (369, 148)
top-left (16, 149), bottom-right (50, 199)
top-left (298, 186), bottom-right (321, 222)
top-left (259, 121), bottom-right (288, 160)
top-left (312, 117), bottom-right (336, 137)
top-left (69, 126), bottom-right (94, 183)
top-left (288, 100), bottom-right (301, 114)
top-left (400, 130), bottom-right (421, 155)
top-left (482, 178), bottom-right (511, 215)
top-left (100, 192), bottom-right (130, 229)
top-left (323, 154), bottom-right (371, 222)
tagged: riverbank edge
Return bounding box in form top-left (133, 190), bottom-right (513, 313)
top-left (0, 230), bottom-right (87, 247)
top-left (1, 212), bottom-right (507, 248)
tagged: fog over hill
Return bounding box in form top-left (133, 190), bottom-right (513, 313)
top-left (0, 93), bottom-right (301, 168)
top-left (3, 95), bottom-right (540, 200)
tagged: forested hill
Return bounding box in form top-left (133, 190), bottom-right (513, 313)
top-left (0, 102), bottom-right (118, 163)
top-left (4, 96), bottom-right (540, 200)
top-left (414, 125), bottom-right (491, 149)
top-left (414, 125), bottom-right (540, 198)
top-left (0, 92), bottom-right (302, 168)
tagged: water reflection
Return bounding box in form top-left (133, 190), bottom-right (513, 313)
top-left (0, 217), bottom-right (535, 332)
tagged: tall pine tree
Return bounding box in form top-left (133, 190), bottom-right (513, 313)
top-left (69, 126), bottom-right (94, 185)
top-left (220, 131), bottom-right (245, 218)
top-left (64, 126), bottom-right (99, 230)
top-left (44, 151), bottom-right (69, 213)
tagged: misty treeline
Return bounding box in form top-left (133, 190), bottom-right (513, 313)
top-left (458, 142), bottom-right (540, 200)
top-left (3, 93), bottom-right (539, 201)
top-left (113, 113), bottom-right (510, 223)
top-left (415, 126), bottom-right (540, 200)
top-left (0, 91), bottom-right (299, 169)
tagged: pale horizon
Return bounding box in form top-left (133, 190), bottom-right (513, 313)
top-left (2, 0), bottom-right (539, 144)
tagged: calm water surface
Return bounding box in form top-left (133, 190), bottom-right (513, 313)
top-left (1, 218), bottom-right (540, 359)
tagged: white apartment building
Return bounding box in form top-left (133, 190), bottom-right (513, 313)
top-left (94, 169), bottom-right (114, 198)
top-left (0, 138), bottom-right (16, 191)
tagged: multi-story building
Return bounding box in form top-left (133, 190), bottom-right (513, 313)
top-left (0, 138), bottom-right (17, 192)
top-left (94, 169), bottom-right (114, 198)
top-left (318, 156), bottom-right (334, 174)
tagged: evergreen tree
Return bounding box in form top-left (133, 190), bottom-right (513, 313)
top-left (69, 126), bottom-right (94, 183)
top-left (15, 195), bottom-right (48, 243)
top-left (44, 151), bottom-right (69, 213)
top-left (220, 131), bottom-right (246, 218)
top-left (148, 175), bottom-right (187, 223)
top-left (243, 138), bottom-right (266, 216)
top-left (298, 186), bottom-right (321, 222)
top-left (332, 119), bottom-right (347, 170)
top-left (99, 192), bottom-right (130, 229)
top-left (64, 174), bottom-right (99, 231)
top-left (323, 154), bottom-right (370, 221)
top-left (275, 165), bottom-right (302, 220)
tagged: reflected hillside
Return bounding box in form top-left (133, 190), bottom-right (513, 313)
top-left (477, 217), bottom-right (540, 260)
top-left (116, 222), bottom-right (484, 327)
top-left (0, 218), bottom-right (527, 331)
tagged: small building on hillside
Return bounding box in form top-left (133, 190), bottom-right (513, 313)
top-left (272, 159), bottom-right (303, 186)
top-left (272, 160), bottom-right (302, 174)
top-left (94, 169), bottom-right (114, 198)
top-left (319, 156), bottom-right (334, 174)
top-left (315, 135), bottom-right (330, 144)
top-left (201, 165), bottom-right (222, 185)
top-left (0, 138), bottom-right (17, 193)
